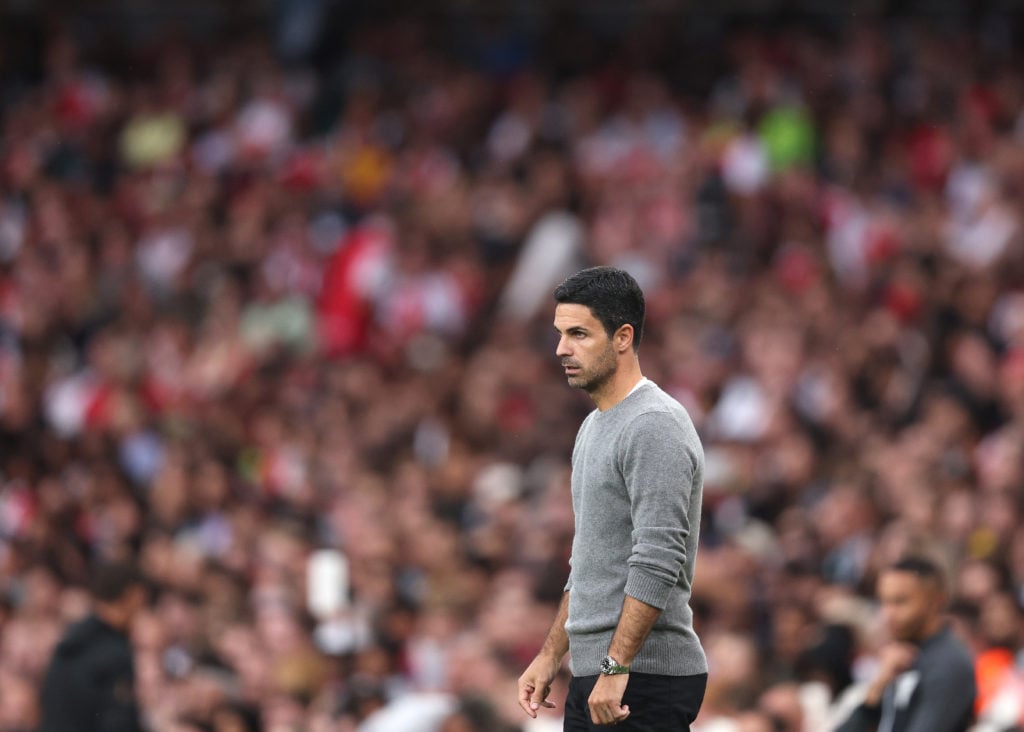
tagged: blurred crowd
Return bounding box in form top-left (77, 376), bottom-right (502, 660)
top-left (2, 2), bottom-right (1024, 731)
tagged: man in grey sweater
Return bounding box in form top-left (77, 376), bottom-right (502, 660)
top-left (517, 266), bottom-right (708, 730)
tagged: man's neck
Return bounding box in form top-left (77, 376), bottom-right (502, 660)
top-left (95, 603), bottom-right (129, 632)
top-left (916, 617), bottom-right (946, 645)
top-left (591, 361), bottom-right (644, 411)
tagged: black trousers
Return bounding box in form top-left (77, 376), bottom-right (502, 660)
top-left (564, 672), bottom-right (707, 731)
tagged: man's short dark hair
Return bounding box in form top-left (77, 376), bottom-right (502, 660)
top-left (886, 555), bottom-right (946, 593)
top-left (90, 559), bottom-right (144, 603)
top-left (553, 266), bottom-right (646, 351)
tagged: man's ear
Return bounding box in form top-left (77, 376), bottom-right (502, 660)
top-left (615, 324), bottom-right (634, 354)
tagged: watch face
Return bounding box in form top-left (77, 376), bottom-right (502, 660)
top-left (600, 656), bottom-right (625, 674)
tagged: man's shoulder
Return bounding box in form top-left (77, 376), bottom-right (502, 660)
top-left (920, 626), bottom-right (977, 677)
top-left (635, 381), bottom-right (687, 410)
top-left (927, 625), bottom-right (973, 652)
top-left (623, 384), bottom-right (698, 431)
top-left (613, 387), bottom-right (704, 464)
top-left (56, 614), bottom-right (133, 665)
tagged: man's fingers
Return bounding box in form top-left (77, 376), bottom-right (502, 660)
top-left (530, 685), bottom-right (551, 708)
top-left (518, 682), bottom-right (533, 703)
top-left (518, 682), bottom-right (537, 717)
top-left (518, 680), bottom-right (555, 718)
top-left (590, 703), bottom-right (630, 726)
top-left (588, 675), bottom-right (630, 725)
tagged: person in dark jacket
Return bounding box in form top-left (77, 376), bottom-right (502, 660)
top-left (836, 555), bottom-right (977, 732)
top-left (38, 559), bottom-right (148, 732)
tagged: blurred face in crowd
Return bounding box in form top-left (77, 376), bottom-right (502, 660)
top-left (877, 569), bottom-right (943, 643)
top-left (118, 584), bottom-right (149, 626)
top-left (554, 304), bottom-right (619, 394)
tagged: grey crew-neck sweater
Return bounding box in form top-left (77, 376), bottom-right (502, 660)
top-left (565, 380), bottom-right (708, 677)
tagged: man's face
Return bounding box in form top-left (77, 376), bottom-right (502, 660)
top-left (554, 303), bottom-right (618, 393)
top-left (120, 584), bottom-right (148, 627)
top-left (877, 570), bottom-right (939, 643)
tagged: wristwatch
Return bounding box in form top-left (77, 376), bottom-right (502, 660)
top-left (600, 655), bottom-right (630, 675)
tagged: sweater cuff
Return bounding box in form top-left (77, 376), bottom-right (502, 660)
top-left (624, 568), bottom-right (674, 610)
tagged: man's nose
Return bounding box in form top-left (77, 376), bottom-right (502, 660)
top-left (555, 336), bottom-right (571, 357)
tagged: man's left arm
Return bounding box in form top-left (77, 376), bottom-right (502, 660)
top-left (587, 412), bottom-right (698, 726)
top-left (622, 412), bottom-right (696, 608)
top-left (586, 596), bottom-right (662, 725)
top-left (608, 596), bottom-right (662, 665)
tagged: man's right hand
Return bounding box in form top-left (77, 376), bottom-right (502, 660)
top-left (865, 642), bottom-right (917, 706)
top-left (517, 654), bottom-right (560, 718)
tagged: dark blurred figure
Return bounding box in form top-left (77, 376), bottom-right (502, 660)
top-left (38, 560), bottom-right (148, 732)
top-left (836, 556), bottom-right (976, 732)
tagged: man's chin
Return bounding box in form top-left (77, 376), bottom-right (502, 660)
top-left (566, 376), bottom-right (590, 391)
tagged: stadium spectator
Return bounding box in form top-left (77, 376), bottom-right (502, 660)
top-left (38, 559), bottom-right (148, 732)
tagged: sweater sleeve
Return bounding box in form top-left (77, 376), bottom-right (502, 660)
top-left (620, 411), bottom-right (696, 610)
